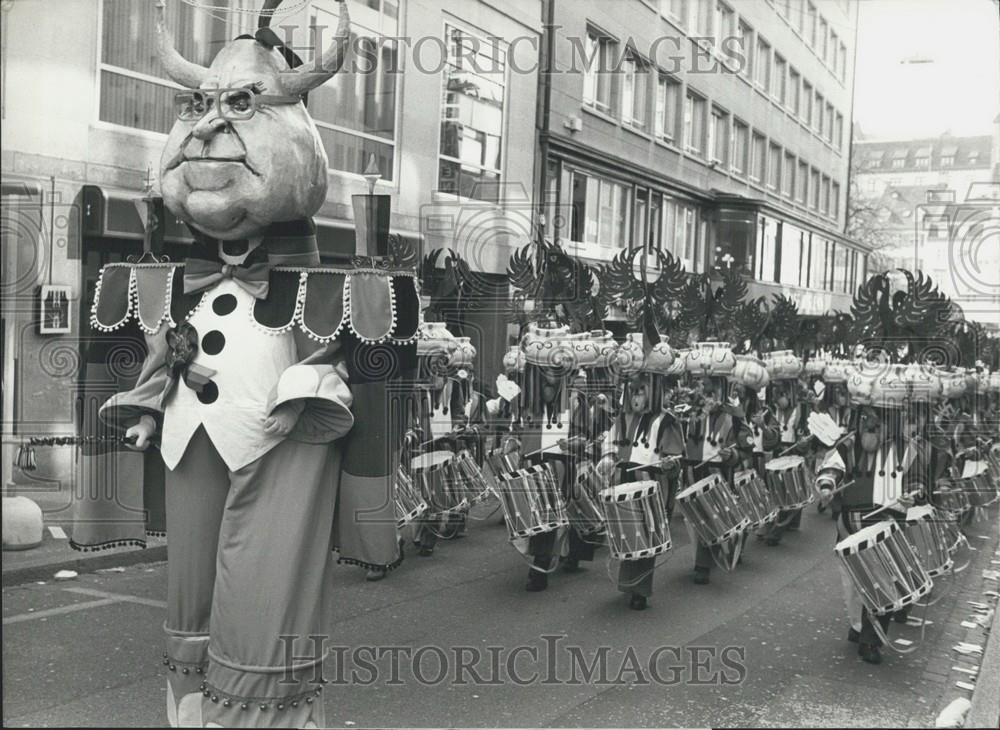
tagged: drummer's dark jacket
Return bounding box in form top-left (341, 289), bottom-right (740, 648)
top-left (685, 405), bottom-right (745, 480)
top-left (819, 437), bottom-right (916, 513)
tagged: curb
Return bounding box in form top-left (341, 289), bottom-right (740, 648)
top-left (2, 545), bottom-right (167, 587)
top-left (966, 583), bottom-right (1000, 729)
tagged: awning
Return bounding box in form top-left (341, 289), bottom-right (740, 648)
top-left (891, 148), bottom-right (909, 159)
top-left (1, 180), bottom-right (43, 197)
top-left (914, 146), bottom-right (931, 157)
top-left (939, 145), bottom-right (958, 156)
top-left (868, 150), bottom-right (886, 161)
top-left (80, 185), bottom-right (193, 243)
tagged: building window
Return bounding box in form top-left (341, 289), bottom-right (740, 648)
top-left (582, 30), bottom-right (616, 114)
top-left (835, 112), bottom-right (844, 149)
top-left (755, 37), bottom-right (771, 92)
top-left (714, 1), bottom-right (735, 51)
top-left (710, 107), bottom-right (728, 164)
top-left (891, 155), bottom-right (906, 169)
top-left (621, 54), bottom-right (649, 130)
top-left (750, 132), bottom-right (766, 182)
top-left (311, 0), bottom-right (401, 180)
top-left (830, 31), bottom-right (839, 71)
top-left (818, 17), bottom-right (828, 62)
top-left (788, 67), bottom-right (801, 115)
top-left (438, 22), bottom-right (506, 201)
top-left (773, 54), bottom-right (787, 104)
top-left (839, 41), bottom-right (848, 81)
top-left (806, 2), bottom-right (818, 48)
top-left (802, 81), bottom-right (813, 127)
top-left (824, 102), bottom-right (834, 142)
top-left (797, 160), bottom-right (808, 202)
top-left (782, 152), bottom-right (795, 197)
top-left (684, 89), bottom-right (707, 155)
top-left (968, 151), bottom-right (980, 164)
top-left (663, 0), bottom-right (689, 27)
top-left (813, 92), bottom-right (823, 134)
top-left (821, 175), bottom-right (831, 214)
top-left (569, 169), bottom-right (631, 248)
top-left (767, 143), bottom-right (781, 190)
top-left (738, 21), bottom-right (754, 81)
top-left (691, 0), bottom-right (714, 35)
top-left (731, 119), bottom-right (749, 173)
top-left (831, 181), bottom-right (840, 218)
top-left (99, 0), bottom-right (237, 134)
top-left (810, 168), bottom-right (820, 209)
top-left (941, 154), bottom-right (955, 167)
top-left (915, 154), bottom-right (929, 169)
top-left (654, 74), bottom-right (680, 142)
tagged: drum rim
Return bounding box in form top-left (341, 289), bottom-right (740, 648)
top-left (411, 450), bottom-right (454, 470)
top-left (678, 473), bottom-right (724, 499)
top-left (599, 480), bottom-right (660, 502)
top-left (766, 455), bottom-right (805, 469)
top-left (834, 519), bottom-right (900, 554)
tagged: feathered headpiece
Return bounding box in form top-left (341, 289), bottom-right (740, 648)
top-left (599, 246), bottom-right (688, 352)
top-left (508, 238), bottom-right (606, 333)
top-left (850, 269), bottom-right (957, 365)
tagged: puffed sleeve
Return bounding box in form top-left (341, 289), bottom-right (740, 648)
top-left (266, 335), bottom-right (354, 443)
top-left (98, 329), bottom-right (171, 432)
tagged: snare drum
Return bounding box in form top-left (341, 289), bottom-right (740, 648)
top-left (394, 466), bottom-right (428, 528)
top-left (835, 520), bottom-right (933, 615)
top-left (903, 505), bottom-right (953, 577)
top-left (764, 455), bottom-right (815, 510)
top-left (598, 480), bottom-right (672, 560)
top-left (411, 451), bottom-right (468, 515)
top-left (676, 473), bottom-right (750, 547)
top-left (933, 482), bottom-right (970, 517)
top-left (565, 462), bottom-right (607, 537)
top-left (495, 464), bottom-right (568, 540)
top-left (452, 450), bottom-right (493, 505)
top-left (732, 469), bottom-right (778, 529)
top-left (954, 462), bottom-right (998, 508)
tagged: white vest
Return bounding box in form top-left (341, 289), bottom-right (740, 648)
top-left (160, 279), bottom-right (297, 471)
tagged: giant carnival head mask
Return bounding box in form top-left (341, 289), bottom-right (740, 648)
top-left (154, 0), bottom-right (350, 240)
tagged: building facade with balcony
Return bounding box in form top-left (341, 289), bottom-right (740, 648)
top-left (1, 0), bottom-right (542, 490)
top-left (537, 0), bottom-right (868, 320)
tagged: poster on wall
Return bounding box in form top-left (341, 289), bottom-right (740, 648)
top-left (38, 284), bottom-right (72, 335)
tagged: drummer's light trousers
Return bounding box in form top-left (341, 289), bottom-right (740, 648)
top-left (835, 510), bottom-right (893, 646)
top-left (164, 427), bottom-right (340, 728)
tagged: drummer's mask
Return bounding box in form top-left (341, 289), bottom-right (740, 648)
top-left (630, 383), bottom-right (649, 413)
top-left (859, 407), bottom-right (883, 452)
top-left (832, 385), bottom-right (848, 408)
top-left (540, 368), bottom-right (562, 405)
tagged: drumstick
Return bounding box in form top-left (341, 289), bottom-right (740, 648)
top-left (524, 442), bottom-right (568, 458)
top-left (626, 455), bottom-right (682, 473)
top-left (777, 437), bottom-right (811, 458)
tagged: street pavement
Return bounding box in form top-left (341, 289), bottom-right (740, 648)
top-left (3, 502), bottom-right (998, 728)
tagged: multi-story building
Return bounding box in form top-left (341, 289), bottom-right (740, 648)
top-left (854, 132), bottom-right (994, 201)
top-left (1, 0), bottom-right (542, 489)
top-left (853, 128), bottom-right (1000, 328)
top-left (537, 0), bottom-right (867, 321)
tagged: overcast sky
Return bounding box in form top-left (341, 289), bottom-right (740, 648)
top-left (852, 0), bottom-right (1000, 140)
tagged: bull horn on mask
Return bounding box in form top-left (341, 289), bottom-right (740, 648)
top-left (153, 0), bottom-right (209, 89)
top-left (282, 0), bottom-right (352, 98)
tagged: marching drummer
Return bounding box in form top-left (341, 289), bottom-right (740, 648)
top-left (682, 343), bottom-right (748, 586)
top-left (759, 350), bottom-right (809, 546)
top-left (411, 324), bottom-right (470, 558)
top-left (598, 335), bottom-right (681, 609)
top-left (822, 363), bottom-right (924, 665)
top-left (517, 327), bottom-right (615, 592)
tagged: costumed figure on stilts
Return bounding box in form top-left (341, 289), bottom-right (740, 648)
top-left (87, 2), bottom-right (422, 724)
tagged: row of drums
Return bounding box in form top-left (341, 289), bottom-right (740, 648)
top-left (835, 452), bottom-right (1000, 622)
top-left (394, 449), bottom-right (850, 563)
top-left (397, 447), bottom-right (1000, 569)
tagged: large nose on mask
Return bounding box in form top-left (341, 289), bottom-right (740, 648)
top-left (192, 108), bottom-right (229, 141)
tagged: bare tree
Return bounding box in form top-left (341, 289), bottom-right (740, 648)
top-left (846, 154), bottom-right (910, 272)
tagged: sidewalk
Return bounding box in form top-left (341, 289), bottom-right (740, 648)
top-left (2, 490), bottom-right (166, 587)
